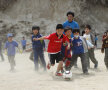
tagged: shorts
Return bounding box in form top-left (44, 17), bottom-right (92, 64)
top-left (49, 52), bottom-right (63, 65)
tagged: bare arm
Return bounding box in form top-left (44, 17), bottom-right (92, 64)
top-left (33, 36), bottom-right (46, 41)
top-left (26, 48), bottom-right (33, 52)
top-left (26, 43), bottom-right (32, 46)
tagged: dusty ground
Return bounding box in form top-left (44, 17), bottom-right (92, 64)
top-left (0, 50), bottom-right (108, 90)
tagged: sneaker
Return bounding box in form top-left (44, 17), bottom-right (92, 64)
top-left (55, 72), bottom-right (63, 76)
top-left (47, 63), bottom-right (51, 70)
top-left (94, 63), bottom-right (98, 69)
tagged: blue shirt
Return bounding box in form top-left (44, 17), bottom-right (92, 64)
top-left (5, 41), bottom-right (18, 56)
top-left (95, 36), bottom-right (98, 41)
top-left (63, 20), bottom-right (79, 37)
top-left (32, 33), bottom-right (45, 49)
top-left (72, 37), bottom-right (84, 54)
top-left (21, 40), bottom-right (26, 46)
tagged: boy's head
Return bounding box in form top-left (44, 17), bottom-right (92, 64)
top-left (23, 37), bottom-right (25, 40)
top-left (67, 11), bottom-right (74, 22)
top-left (85, 24), bottom-right (91, 34)
top-left (32, 26), bottom-right (40, 35)
top-left (7, 33), bottom-right (13, 42)
top-left (104, 32), bottom-right (107, 36)
top-left (64, 27), bottom-right (72, 37)
top-left (82, 30), bottom-right (85, 36)
top-left (56, 24), bottom-right (64, 37)
top-left (73, 29), bottom-right (80, 39)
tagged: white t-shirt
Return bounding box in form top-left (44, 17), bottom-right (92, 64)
top-left (83, 34), bottom-right (94, 48)
top-left (83, 34), bottom-right (92, 43)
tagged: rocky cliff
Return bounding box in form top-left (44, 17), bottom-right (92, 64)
top-left (0, 0), bottom-right (108, 47)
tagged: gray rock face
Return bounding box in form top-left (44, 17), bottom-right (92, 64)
top-left (0, 0), bottom-right (108, 47)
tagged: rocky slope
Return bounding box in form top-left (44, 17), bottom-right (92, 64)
top-left (0, 0), bottom-right (108, 47)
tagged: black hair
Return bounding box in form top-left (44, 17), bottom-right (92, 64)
top-left (67, 11), bottom-right (74, 17)
top-left (64, 26), bottom-right (72, 32)
top-left (85, 24), bottom-right (91, 30)
top-left (72, 29), bottom-right (80, 34)
top-left (32, 26), bottom-right (40, 31)
top-left (56, 24), bottom-right (63, 29)
top-left (82, 30), bottom-right (85, 36)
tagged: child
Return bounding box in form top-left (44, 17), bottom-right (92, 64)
top-left (101, 31), bottom-right (108, 70)
top-left (61, 27), bottom-right (72, 72)
top-left (83, 25), bottom-right (98, 68)
top-left (66, 29), bottom-right (88, 74)
top-left (21, 37), bottom-right (26, 51)
top-left (34, 24), bottom-right (70, 76)
top-left (94, 34), bottom-right (98, 48)
top-left (32, 26), bottom-right (46, 71)
top-left (5, 33), bottom-right (18, 71)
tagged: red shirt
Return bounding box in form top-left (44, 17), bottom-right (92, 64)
top-left (45, 33), bottom-right (69, 53)
top-left (102, 35), bottom-right (107, 41)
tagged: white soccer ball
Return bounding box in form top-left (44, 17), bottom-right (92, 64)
top-left (63, 70), bottom-right (72, 80)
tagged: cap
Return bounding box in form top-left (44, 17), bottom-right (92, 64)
top-left (7, 33), bottom-right (13, 38)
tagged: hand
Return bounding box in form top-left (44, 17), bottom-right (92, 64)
top-left (4, 50), bottom-right (7, 55)
top-left (19, 49), bottom-right (23, 54)
top-left (33, 38), bottom-right (38, 41)
top-left (63, 43), bottom-right (67, 46)
top-left (93, 46), bottom-right (96, 48)
top-left (25, 48), bottom-right (32, 52)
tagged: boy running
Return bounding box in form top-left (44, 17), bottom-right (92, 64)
top-left (32, 26), bottom-right (46, 71)
top-left (5, 33), bottom-right (18, 71)
top-left (21, 37), bottom-right (26, 51)
top-left (61, 27), bottom-right (72, 71)
top-left (34, 24), bottom-right (70, 76)
top-left (83, 25), bottom-right (98, 68)
top-left (66, 29), bottom-right (88, 74)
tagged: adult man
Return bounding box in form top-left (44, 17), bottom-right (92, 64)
top-left (63, 11), bottom-right (79, 37)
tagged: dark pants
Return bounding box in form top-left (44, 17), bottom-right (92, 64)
top-left (29, 51), bottom-right (43, 67)
top-left (66, 53), bottom-right (88, 73)
top-left (85, 52), bottom-right (90, 68)
top-left (88, 48), bottom-right (98, 67)
top-left (104, 48), bottom-right (108, 68)
top-left (33, 48), bottom-right (46, 71)
top-left (95, 41), bottom-right (97, 47)
top-left (22, 45), bottom-right (26, 50)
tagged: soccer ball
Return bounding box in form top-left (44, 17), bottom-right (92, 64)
top-left (63, 70), bottom-right (72, 80)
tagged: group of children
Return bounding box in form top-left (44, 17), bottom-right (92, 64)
top-left (30, 24), bottom-right (100, 76)
top-left (1, 24), bottom-right (108, 76)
